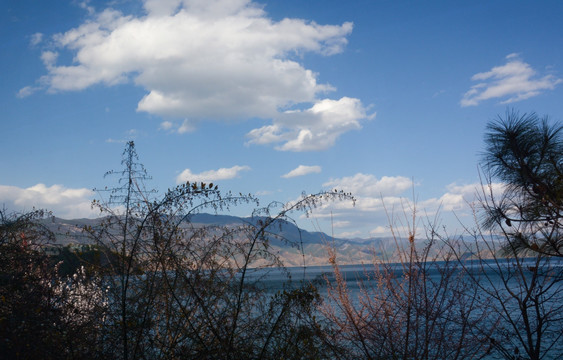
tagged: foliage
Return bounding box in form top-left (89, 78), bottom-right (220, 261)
top-left (0, 141), bottom-right (354, 359)
top-left (321, 201), bottom-right (491, 359)
top-left (481, 110), bottom-right (562, 257)
top-left (0, 209), bottom-right (92, 359)
top-left (439, 111), bottom-right (563, 359)
top-left (80, 141), bottom-right (354, 359)
top-left (446, 217), bottom-right (563, 360)
top-left (51, 244), bottom-right (120, 277)
top-left (12, 123), bottom-right (562, 359)
top-left (0, 208), bottom-right (113, 359)
top-left (0, 209), bottom-right (64, 359)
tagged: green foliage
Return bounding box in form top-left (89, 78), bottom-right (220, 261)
top-left (481, 110), bottom-right (562, 257)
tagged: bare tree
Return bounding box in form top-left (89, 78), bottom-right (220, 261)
top-left (444, 181), bottom-right (563, 360)
top-left (321, 200), bottom-right (492, 359)
top-left (83, 141), bottom-right (354, 359)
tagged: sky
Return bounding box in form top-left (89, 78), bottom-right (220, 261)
top-left (2, 0), bottom-right (562, 239)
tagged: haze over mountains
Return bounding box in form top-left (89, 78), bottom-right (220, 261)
top-left (42, 213), bottom-right (479, 266)
top-left (42, 214), bottom-right (394, 266)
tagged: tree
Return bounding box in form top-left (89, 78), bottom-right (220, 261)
top-left (0, 209), bottom-right (66, 359)
top-left (481, 110), bottom-right (562, 257)
top-left (320, 200), bottom-right (492, 359)
top-left (83, 141), bottom-right (353, 359)
top-left (438, 111), bottom-right (563, 359)
top-left (446, 211), bottom-right (563, 360)
top-left (1, 141), bottom-right (356, 359)
top-left (0, 208), bottom-right (108, 360)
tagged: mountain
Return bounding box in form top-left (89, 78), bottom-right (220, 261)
top-left (39, 214), bottom-right (479, 266)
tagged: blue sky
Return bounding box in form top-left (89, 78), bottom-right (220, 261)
top-left (2, 0), bottom-right (562, 238)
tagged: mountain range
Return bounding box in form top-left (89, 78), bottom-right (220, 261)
top-left (40, 213), bottom-right (476, 267)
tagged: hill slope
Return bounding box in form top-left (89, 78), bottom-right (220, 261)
top-left (39, 214), bottom-right (457, 266)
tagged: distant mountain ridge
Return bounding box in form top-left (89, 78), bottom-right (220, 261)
top-left (40, 214), bottom-right (475, 266)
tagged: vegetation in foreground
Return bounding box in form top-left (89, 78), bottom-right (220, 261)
top-left (1, 111), bottom-right (561, 359)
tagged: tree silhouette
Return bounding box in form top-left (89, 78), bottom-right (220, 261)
top-left (481, 110), bottom-right (562, 257)
top-left (84, 141), bottom-right (354, 359)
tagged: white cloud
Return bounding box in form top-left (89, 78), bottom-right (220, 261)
top-left (247, 97), bottom-right (373, 151)
top-left (78, 0), bottom-right (95, 15)
top-left (17, 86), bottom-right (39, 98)
top-left (0, 184), bottom-right (96, 219)
top-left (335, 230), bottom-right (361, 238)
top-left (419, 183), bottom-right (477, 213)
top-left (285, 174), bottom-right (415, 237)
top-left (30, 32), bottom-right (43, 46)
top-left (302, 176), bottom-right (507, 238)
top-left (105, 128), bottom-right (139, 143)
top-left (369, 226), bottom-right (388, 236)
top-left (420, 182), bottom-right (505, 213)
top-left (24, 0), bottom-right (366, 150)
top-left (323, 174), bottom-right (412, 197)
top-left (105, 138), bottom-right (126, 143)
top-left (461, 54), bottom-right (562, 106)
top-left (176, 165), bottom-right (250, 184)
top-left (332, 220), bottom-right (350, 228)
top-left (282, 165), bottom-right (321, 178)
top-left (255, 189), bottom-right (282, 196)
top-left (40, 51), bottom-right (58, 68)
top-left (177, 119), bottom-right (196, 134)
top-left (159, 121), bottom-right (174, 130)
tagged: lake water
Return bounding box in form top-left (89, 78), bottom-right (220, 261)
top-left (245, 259), bottom-right (563, 359)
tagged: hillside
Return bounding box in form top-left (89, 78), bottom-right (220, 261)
top-left (39, 214), bottom-right (475, 266)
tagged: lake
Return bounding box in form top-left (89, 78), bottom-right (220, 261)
top-left (245, 259), bottom-right (563, 359)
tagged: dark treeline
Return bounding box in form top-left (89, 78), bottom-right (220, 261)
top-left (1, 111), bottom-right (561, 359)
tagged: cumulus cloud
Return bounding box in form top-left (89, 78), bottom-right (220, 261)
top-left (323, 174), bottom-right (413, 197)
top-left (282, 165), bottom-right (321, 178)
top-left (24, 0), bottom-right (367, 150)
top-left (419, 183), bottom-right (479, 213)
top-left (176, 165), bottom-right (250, 184)
top-left (461, 54), bottom-right (562, 106)
top-left (419, 182), bottom-right (505, 213)
top-left (247, 97), bottom-right (373, 151)
top-left (287, 174), bottom-right (415, 237)
top-left (303, 175), bottom-right (506, 238)
top-left (0, 184), bottom-right (96, 219)
top-left (40, 51), bottom-right (58, 68)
